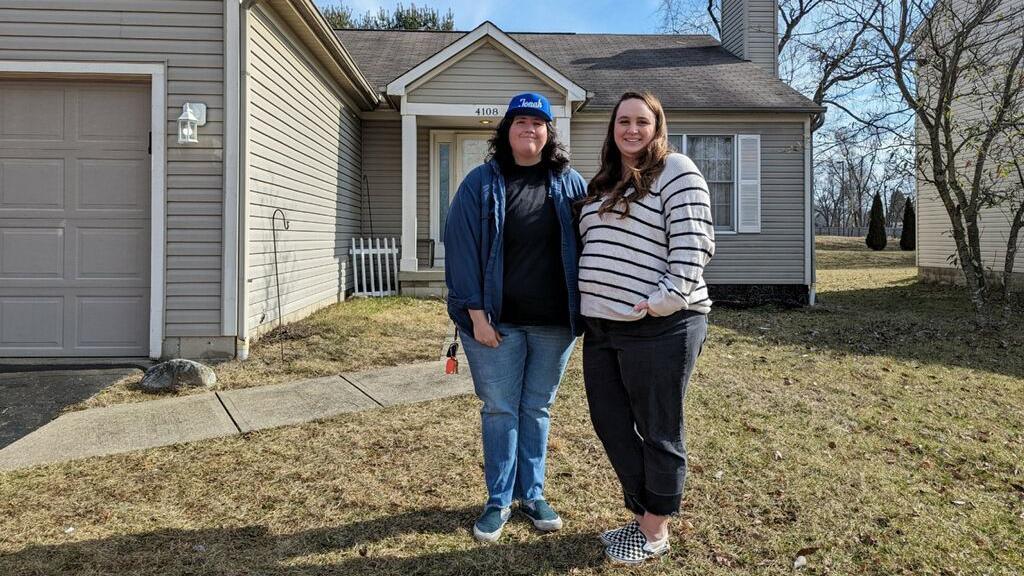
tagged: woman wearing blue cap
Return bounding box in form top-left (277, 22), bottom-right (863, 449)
top-left (444, 92), bottom-right (587, 542)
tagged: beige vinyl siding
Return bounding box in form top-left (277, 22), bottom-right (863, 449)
top-left (916, 156), bottom-right (1024, 274)
top-left (569, 121), bottom-right (606, 180)
top-left (361, 119), bottom-right (402, 238)
top-left (915, 0), bottom-right (1024, 277)
top-left (360, 117), bottom-right (435, 265)
top-left (718, 0), bottom-right (776, 75)
top-left (0, 0), bottom-right (226, 339)
top-left (746, 0), bottom-right (777, 73)
top-left (246, 5), bottom-right (361, 333)
top-left (407, 41), bottom-right (565, 106)
top-left (570, 118), bottom-right (807, 284)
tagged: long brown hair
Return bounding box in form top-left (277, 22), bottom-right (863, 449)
top-left (582, 91), bottom-right (670, 217)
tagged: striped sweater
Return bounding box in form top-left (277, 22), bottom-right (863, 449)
top-left (578, 153), bottom-right (715, 320)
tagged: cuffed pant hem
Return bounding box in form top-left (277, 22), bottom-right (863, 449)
top-left (642, 490), bottom-right (682, 516)
top-left (623, 492), bottom-right (646, 515)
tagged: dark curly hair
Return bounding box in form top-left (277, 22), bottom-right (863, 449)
top-left (487, 115), bottom-right (570, 175)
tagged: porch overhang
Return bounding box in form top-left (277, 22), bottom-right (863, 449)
top-left (388, 22), bottom-right (588, 273)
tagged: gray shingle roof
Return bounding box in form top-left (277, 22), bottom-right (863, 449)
top-left (334, 29), bottom-right (822, 112)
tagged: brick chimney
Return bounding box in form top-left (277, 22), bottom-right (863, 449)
top-left (720, 0), bottom-right (778, 77)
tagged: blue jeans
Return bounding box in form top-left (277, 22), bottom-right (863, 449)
top-left (461, 323), bottom-right (576, 509)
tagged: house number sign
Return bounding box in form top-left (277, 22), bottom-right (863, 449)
top-left (474, 106), bottom-right (502, 117)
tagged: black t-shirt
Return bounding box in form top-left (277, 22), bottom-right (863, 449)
top-left (501, 163), bottom-right (569, 326)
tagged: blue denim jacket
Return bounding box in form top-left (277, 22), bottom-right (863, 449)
top-left (444, 159), bottom-right (587, 337)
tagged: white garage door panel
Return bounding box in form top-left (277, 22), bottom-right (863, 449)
top-left (79, 158), bottom-right (151, 210)
top-left (1, 158), bottom-right (65, 208)
top-left (0, 85), bottom-right (64, 141)
top-left (0, 80), bottom-right (150, 357)
top-left (0, 227), bottom-right (64, 278)
top-left (77, 226), bottom-right (148, 279)
top-left (0, 297), bottom-right (63, 349)
top-left (77, 295), bottom-right (147, 348)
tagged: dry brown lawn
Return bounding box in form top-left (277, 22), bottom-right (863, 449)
top-left (67, 297), bottom-right (450, 411)
top-left (2, 237), bottom-right (1022, 575)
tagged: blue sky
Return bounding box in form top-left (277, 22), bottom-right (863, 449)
top-left (315, 0), bottom-right (666, 34)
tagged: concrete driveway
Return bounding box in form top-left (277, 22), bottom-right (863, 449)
top-left (0, 369), bottom-right (140, 449)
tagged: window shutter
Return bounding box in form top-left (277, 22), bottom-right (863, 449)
top-left (736, 134), bottom-right (761, 233)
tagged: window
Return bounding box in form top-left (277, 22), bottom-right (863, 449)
top-left (438, 142), bottom-right (451, 234)
top-left (668, 134), bottom-right (735, 231)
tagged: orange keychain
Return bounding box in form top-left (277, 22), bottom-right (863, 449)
top-left (445, 340), bottom-right (459, 374)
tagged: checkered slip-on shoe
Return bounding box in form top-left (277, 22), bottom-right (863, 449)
top-left (599, 520), bottom-right (640, 546)
top-left (472, 506), bottom-right (512, 543)
top-left (604, 529), bottom-right (670, 565)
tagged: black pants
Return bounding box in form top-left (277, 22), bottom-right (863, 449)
top-left (583, 310), bottom-right (707, 516)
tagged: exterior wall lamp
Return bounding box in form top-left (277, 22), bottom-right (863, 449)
top-left (177, 102), bottom-right (207, 144)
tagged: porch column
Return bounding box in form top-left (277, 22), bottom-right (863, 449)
top-left (554, 115), bottom-right (570, 152)
top-left (400, 113), bottom-right (418, 271)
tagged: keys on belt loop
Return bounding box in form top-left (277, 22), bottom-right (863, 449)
top-left (445, 339), bottom-right (459, 375)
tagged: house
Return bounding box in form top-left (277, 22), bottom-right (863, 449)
top-left (915, 0), bottom-right (1024, 292)
top-left (0, 0), bottom-right (821, 361)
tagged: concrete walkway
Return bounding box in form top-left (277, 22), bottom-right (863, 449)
top-left (0, 358), bottom-right (472, 472)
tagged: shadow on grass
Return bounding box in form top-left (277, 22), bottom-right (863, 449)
top-left (711, 278), bottom-right (1024, 379)
top-left (0, 506), bottom-right (605, 576)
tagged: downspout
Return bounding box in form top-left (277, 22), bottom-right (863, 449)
top-left (236, 0), bottom-right (260, 359)
top-left (805, 116), bottom-right (816, 306)
top-left (223, 0), bottom-right (241, 346)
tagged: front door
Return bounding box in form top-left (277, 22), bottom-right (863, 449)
top-left (434, 132), bottom-right (490, 265)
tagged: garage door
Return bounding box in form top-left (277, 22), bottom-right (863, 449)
top-left (0, 79), bottom-right (151, 357)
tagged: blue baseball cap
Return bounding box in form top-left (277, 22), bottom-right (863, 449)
top-left (505, 92), bottom-right (552, 122)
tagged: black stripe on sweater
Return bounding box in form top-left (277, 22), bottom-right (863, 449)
top-left (668, 216), bottom-right (714, 227)
top-left (668, 245), bottom-right (714, 258)
top-left (663, 186), bottom-right (710, 207)
top-left (668, 231), bottom-right (714, 240)
top-left (580, 289), bottom-right (636, 308)
top-left (583, 225), bottom-right (667, 248)
top-left (579, 277), bottom-right (650, 299)
top-left (585, 239), bottom-right (665, 262)
top-left (659, 278), bottom-right (685, 297)
top-left (581, 253), bottom-right (665, 275)
top-left (628, 200), bottom-right (661, 216)
top-left (579, 208), bottom-right (662, 232)
top-left (664, 269), bottom-right (700, 285)
top-left (658, 172), bottom-right (704, 195)
top-left (579, 265), bottom-right (659, 288)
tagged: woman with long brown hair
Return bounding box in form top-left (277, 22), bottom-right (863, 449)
top-left (578, 91), bottom-right (714, 564)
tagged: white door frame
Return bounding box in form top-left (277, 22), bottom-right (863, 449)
top-left (0, 60), bottom-right (167, 359)
top-left (429, 129), bottom-right (491, 265)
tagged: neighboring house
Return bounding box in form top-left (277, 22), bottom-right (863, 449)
top-left (0, 0), bottom-right (821, 361)
top-left (915, 0), bottom-right (1024, 292)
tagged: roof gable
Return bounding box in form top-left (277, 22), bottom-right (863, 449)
top-left (385, 21), bottom-right (588, 104)
top-left (407, 39), bottom-right (566, 105)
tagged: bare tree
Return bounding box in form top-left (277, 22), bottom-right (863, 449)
top-left (658, 0), bottom-right (884, 132)
top-left (996, 134), bottom-right (1024, 305)
top-left (860, 0), bottom-right (1024, 315)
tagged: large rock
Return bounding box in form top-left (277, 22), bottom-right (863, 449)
top-left (140, 359), bottom-right (217, 392)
